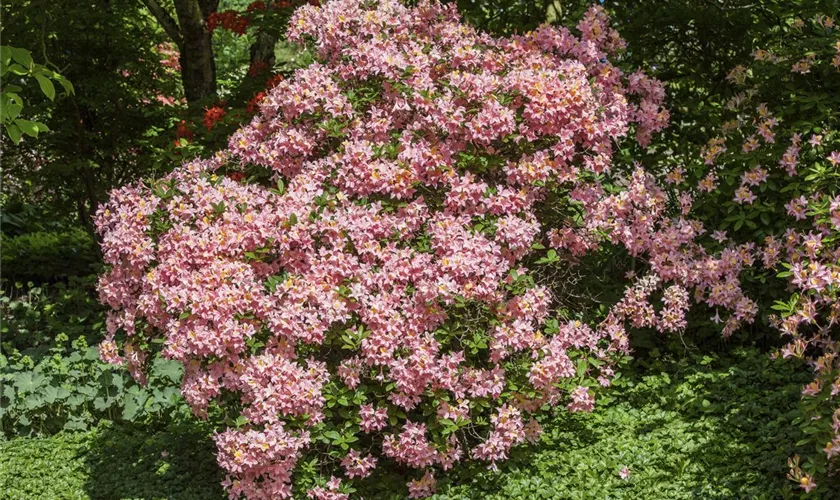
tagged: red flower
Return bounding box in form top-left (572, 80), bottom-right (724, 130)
top-left (175, 120), bottom-right (194, 142)
top-left (247, 91), bottom-right (267, 114)
top-left (203, 106), bottom-right (227, 131)
top-left (229, 172), bottom-right (246, 182)
top-left (248, 61), bottom-right (269, 77)
top-left (265, 73), bottom-right (284, 90)
top-left (247, 1), bottom-right (267, 12)
top-left (207, 10), bottom-right (249, 35)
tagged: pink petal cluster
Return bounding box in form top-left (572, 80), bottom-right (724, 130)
top-left (704, 25), bottom-right (840, 489)
top-left (340, 450), bottom-right (377, 479)
top-left (307, 477), bottom-right (348, 500)
top-left (407, 471), bottom-right (437, 499)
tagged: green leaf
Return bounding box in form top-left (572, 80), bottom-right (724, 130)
top-left (34, 74), bottom-right (55, 100)
top-left (152, 357), bottom-right (183, 383)
top-left (576, 358), bottom-right (588, 378)
top-left (3, 384), bottom-right (15, 400)
top-left (4, 100), bottom-right (23, 122)
top-left (0, 46), bottom-right (11, 66)
top-left (23, 394), bottom-right (44, 409)
top-left (122, 393), bottom-right (148, 421)
top-left (759, 212), bottom-right (771, 225)
top-left (44, 386), bottom-right (71, 404)
top-left (5, 123), bottom-right (21, 143)
top-left (9, 47), bottom-right (32, 68)
top-left (63, 418), bottom-right (88, 431)
top-left (16, 372), bottom-right (47, 392)
top-left (6, 63), bottom-right (27, 76)
top-left (15, 119), bottom-right (40, 138)
top-left (56, 77), bottom-right (74, 95)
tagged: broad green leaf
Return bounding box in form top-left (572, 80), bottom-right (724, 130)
top-left (152, 357), bottom-right (183, 383)
top-left (23, 394), bottom-right (43, 409)
top-left (15, 371), bottom-right (47, 392)
top-left (34, 74), bottom-right (55, 100)
top-left (63, 418), bottom-right (88, 431)
top-left (6, 63), bottom-right (27, 75)
top-left (15, 119), bottom-right (40, 138)
top-left (9, 47), bottom-right (32, 68)
top-left (44, 386), bottom-right (71, 404)
top-left (57, 77), bottom-right (74, 95)
top-left (5, 99), bottom-right (24, 120)
top-left (2, 385), bottom-right (15, 400)
top-left (122, 393), bottom-right (148, 420)
top-left (66, 394), bottom-right (87, 408)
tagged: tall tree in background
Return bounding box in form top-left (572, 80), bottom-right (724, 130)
top-left (140, 0), bottom-right (219, 103)
top-left (1, 0), bottom-right (179, 236)
top-left (0, 0), bottom-right (305, 236)
top-left (138, 0), bottom-right (306, 106)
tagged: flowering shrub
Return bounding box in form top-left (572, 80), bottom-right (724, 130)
top-left (92, 1), bottom-right (773, 497)
top-left (678, 12), bottom-right (840, 494)
top-left (207, 1), bottom-right (319, 36)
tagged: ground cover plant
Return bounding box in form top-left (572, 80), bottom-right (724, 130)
top-left (0, 350), bottom-right (814, 499)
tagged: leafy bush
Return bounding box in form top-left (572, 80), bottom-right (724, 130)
top-left (91, 1), bottom-right (722, 497)
top-left (0, 276), bottom-right (104, 354)
top-left (1, 228), bottom-right (99, 282)
top-left (0, 334), bottom-right (187, 437)
top-left (665, 12), bottom-right (840, 493)
top-left (88, 1), bottom-right (840, 498)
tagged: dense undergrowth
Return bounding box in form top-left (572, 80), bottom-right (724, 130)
top-left (0, 348), bottom-right (818, 499)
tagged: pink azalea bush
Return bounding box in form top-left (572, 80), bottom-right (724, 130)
top-left (683, 12), bottom-right (840, 493)
top-left (93, 1), bottom-right (766, 497)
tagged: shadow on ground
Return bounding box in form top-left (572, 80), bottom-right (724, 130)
top-left (82, 421), bottom-right (224, 500)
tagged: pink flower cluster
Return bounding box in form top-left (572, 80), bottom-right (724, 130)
top-left (701, 19), bottom-right (840, 489)
top-left (95, 1), bottom-right (682, 498)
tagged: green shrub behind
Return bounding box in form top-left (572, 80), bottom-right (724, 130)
top-left (1, 229), bottom-right (99, 282)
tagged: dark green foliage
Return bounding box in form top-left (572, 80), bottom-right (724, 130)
top-left (1, 0), bottom-right (180, 231)
top-left (1, 277), bottom-right (104, 355)
top-left (0, 332), bottom-right (189, 437)
top-left (1, 229), bottom-right (99, 282)
top-left (409, 350), bottom-right (816, 499)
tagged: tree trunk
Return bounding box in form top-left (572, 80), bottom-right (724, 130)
top-left (250, 31), bottom-right (277, 70)
top-left (173, 0), bottom-right (217, 104)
